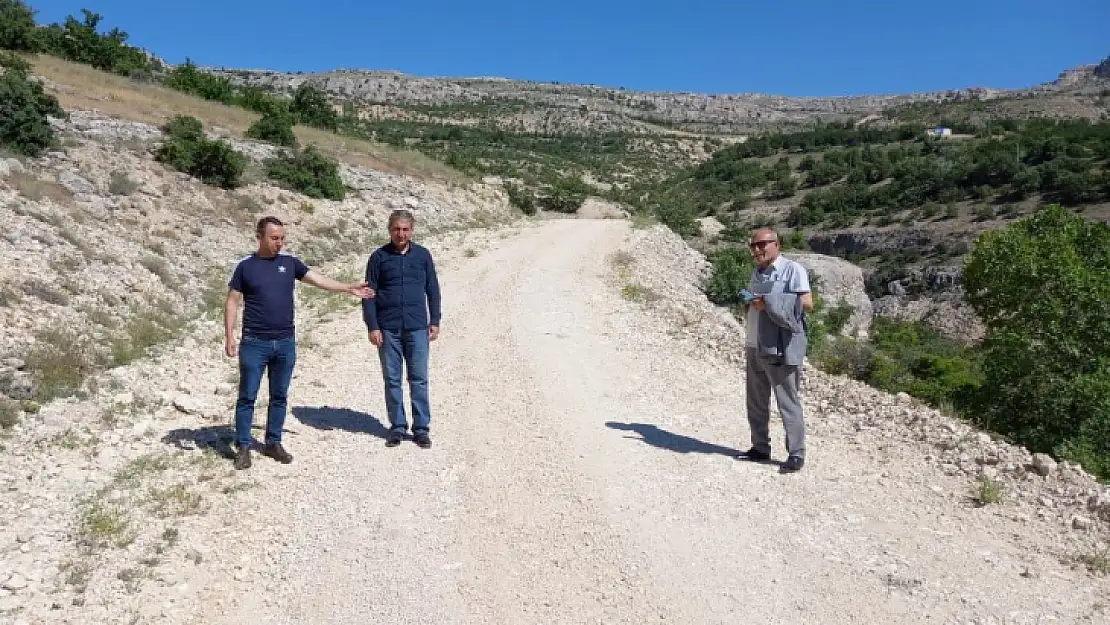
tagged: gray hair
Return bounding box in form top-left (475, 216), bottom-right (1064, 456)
top-left (388, 209), bottom-right (415, 227)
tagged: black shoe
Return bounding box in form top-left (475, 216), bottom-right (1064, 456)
top-left (780, 456), bottom-right (805, 473)
top-left (234, 445), bottom-right (252, 470)
top-left (735, 447), bottom-right (771, 462)
top-left (385, 431), bottom-right (403, 447)
top-left (263, 442), bottom-right (293, 464)
top-left (414, 432), bottom-right (432, 449)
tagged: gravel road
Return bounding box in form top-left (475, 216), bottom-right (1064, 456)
top-left (184, 219), bottom-right (1109, 625)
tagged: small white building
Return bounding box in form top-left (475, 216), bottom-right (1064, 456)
top-left (926, 126), bottom-right (953, 138)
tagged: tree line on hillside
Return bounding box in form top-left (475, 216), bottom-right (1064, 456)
top-left (620, 117), bottom-right (1110, 235)
top-left (1, 1), bottom-right (640, 215)
top-left (1, 1), bottom-right (341, 132)
top-left (704, 205), bottom-right (1110, 480)
top-left (0, 1), bottom-right (351, 201)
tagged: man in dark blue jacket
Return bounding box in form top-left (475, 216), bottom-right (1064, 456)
top-left (362, 210), bottom-right (442, 448)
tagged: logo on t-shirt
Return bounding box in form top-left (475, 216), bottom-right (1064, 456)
top-left (278, 265), bottom-right (286, 273)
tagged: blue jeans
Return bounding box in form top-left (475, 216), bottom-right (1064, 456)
top-left (235, 335), bottom-right (297, 448)
top-left (377, 328), bottom-right (431, 434)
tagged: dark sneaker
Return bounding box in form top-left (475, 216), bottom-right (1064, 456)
top-left (234, 445), bottom-right (252, 470)
top-left (385, 431), bottom-right (403, 447)
top-left (414, 432), bottom-right (432, 449)
top-left (263, 442), bottom-right (293, 464)
top-left (780, 455), bottom-right (805, 473)
top-left (734, 447), bottom-right (771, 462)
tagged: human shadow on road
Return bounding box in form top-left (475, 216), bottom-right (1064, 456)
top-left (161, 424), bottom-right (238, 459)
top-left (292, 405), bottom-right (390, 440)
top-left (605, 421), bottom-right (782, 466)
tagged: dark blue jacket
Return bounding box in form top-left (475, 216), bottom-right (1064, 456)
top-left (362, 242), bottom-right (441, 331)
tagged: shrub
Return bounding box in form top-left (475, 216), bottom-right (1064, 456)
top-left (155, 115), bottom-right (246, 189)
top-left (702, 247), bottom-right (754, 309)
top-left (24, 326), bottom-right (97, 402)
top-left (964, 204), bottom-right (1110, 478)
top-left (0, 0), bottom-right (38, 52)
top-left (265, 145), bottom-right (345, 200)
top-left (290, 83), bottom-right (339, 131)
top-left (505, 182), bottom-right (536, 215)
top-left (162, 59), bottom-right (236, 104)
top-left (245, 109), bottom-right (296, 147)
top-left (235, 86), bottom-right (289, 116)
top-left (536, 186), bottom-right (584, 213)
top-left (0, 57), bottom-right (66, 156)
top-left (35, 9), bottom-right (154, 76)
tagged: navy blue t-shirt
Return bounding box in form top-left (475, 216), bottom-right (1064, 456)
top-left (228, 252), bottom-right (310, 340)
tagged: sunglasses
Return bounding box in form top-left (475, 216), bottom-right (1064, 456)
top-left (749, 240), bottom-right (777, 249)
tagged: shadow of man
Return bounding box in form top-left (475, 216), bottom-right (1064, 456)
top-left (605, 421), bottom-right (782, 466)
top-left (161, 424), bottom-right (238, 459)
top-left (291, 405), bottom-right (390, 440)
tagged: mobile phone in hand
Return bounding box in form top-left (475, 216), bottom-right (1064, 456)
top-left (740, 288), bottom-right (757, 303)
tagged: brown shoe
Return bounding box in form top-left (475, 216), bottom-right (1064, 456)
top-left (234, 445), bottom-right (252, 470)
top-left (263, 442), bottom-right (293, 464)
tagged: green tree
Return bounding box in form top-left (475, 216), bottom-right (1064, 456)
top-left (245, 109), bottom-right (297, 147)
top-left (36, 9), bottom-right (153, 76)
top-left (155, 115), bottom-right (246, 189)
top-left (265, 145), bottom-right (345, 200)
top-left (0, 0), bottom-right (39, 51)
top-left (963, 204), bottom-right (1110, 478)
top-left (290, 83), bottom-right (339, 131)
top-left (702, 247), bottom-right (754, 308)
top-left (162, 59), bottom-right (236, 103)
top-left (0, 56), bottom-right (66, 156)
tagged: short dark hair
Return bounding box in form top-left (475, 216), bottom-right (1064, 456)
top-left (388, 209), bottom-right (415, 227)
top-left (256, 216), bottom-right (284, 236)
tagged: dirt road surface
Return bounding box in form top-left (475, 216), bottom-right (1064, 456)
top-left (184, 219), bottom-right (1109, 625)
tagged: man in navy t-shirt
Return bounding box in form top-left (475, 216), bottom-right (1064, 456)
top-left (225, 216), bottom-right (373, 470)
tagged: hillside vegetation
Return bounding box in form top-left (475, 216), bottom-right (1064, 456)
top-left (3, 0), bottom-right (1109, 480)
top-left (624, 118), bottom-right (1110, 235)
top-left (0, 1), bottom-right (515, 422)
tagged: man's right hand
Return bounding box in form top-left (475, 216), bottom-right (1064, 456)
top-left (368, 330), bottom-right (383, 347)
top-left (225, 340), bottom-right (237, 357)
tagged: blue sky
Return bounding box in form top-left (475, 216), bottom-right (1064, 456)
top-left (25, 0), bottom-right (1110, 97)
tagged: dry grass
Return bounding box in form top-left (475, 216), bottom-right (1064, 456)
top-left (29, 54), bottom-right (467, 184)
top-left (8, 170), bottom-right (73, 205)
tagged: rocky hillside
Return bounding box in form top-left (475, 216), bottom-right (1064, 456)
top-left (205, 57), bottom-right (1110, 135)
top-left (0, 104), bottom-right (515, 413)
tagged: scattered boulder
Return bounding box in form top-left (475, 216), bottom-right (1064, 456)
top-left (576, 198), bottom-right (628, 220)
top-left (788, 252), bottom-right (873, 337)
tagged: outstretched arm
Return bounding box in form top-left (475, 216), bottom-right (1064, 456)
top-left (302, 270), bottom-right (373, 298)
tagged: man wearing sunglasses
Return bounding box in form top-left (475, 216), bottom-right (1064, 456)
top-left (736, 228), bottom-right (813, 473)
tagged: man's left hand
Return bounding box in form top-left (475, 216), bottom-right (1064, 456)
top-left (428, 325), bottom-right (440, 341)
top-left (752, 296), bottom-right (765, 312)
top-left (348, 282), bottom-right (374, 299)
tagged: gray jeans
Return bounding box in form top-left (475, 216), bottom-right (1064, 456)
top-left (744, 346), bottom-right (806, 459)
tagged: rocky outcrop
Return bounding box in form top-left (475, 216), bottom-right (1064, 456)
top-left (575, 198), bottom-right (628, 220)
top-left (788, 252), bottom-right (873, 337)
top-left (872, 293), bottom-right (986, 343)
top-left (805, 228), bottom-right (947, 258)
top-left (0, 109), bottom-right (517, 402)
top-left (871, 265), bottom-right (986, 343)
